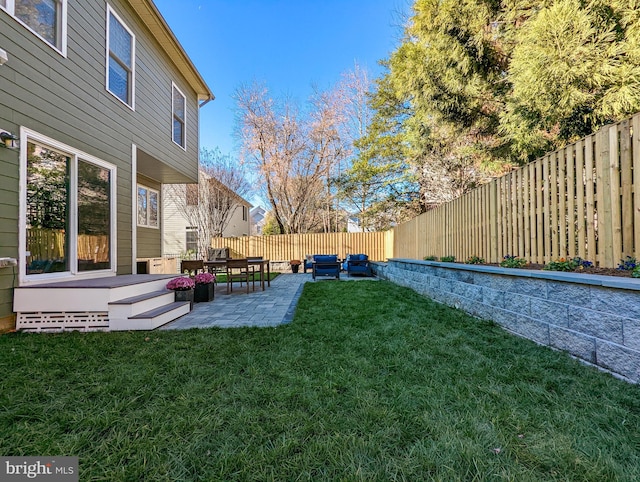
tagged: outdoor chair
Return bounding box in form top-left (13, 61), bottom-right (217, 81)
top-left (207, 247), bottom-right (229, 261)
top-left (181, 259), bottom-right (205, 277)
top-left (312, 254), bottom-right (341, 280)
top-left (303, 254), bottom-right (314, 273)
top-left (343, 254), bottom-right (372, 277)
top-left (206, 248), bottom-right (229, 280)
top-left (247, 257), bottom-right (265, 286)
top-left (225, 258), bottom-right (255, 294)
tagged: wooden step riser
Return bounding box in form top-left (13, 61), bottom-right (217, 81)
top-left (109, 304), bottom-right (190, 331)
top-left (109, 279), bottom-right (175, 300)
top-left (14, 279), bottom-right (174, 312)
top-left (109, 292), bottom-right (175, 319)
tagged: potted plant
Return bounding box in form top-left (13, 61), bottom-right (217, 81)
top-left (166, 276), bottom-right (195, 309)
top-left (194, 272), bottom-right (215, 302)
top-left (290, 259), bottom-right (301, 273)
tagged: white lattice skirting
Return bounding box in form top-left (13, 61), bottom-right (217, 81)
top-left (17, 312), bottom-right (110, 332)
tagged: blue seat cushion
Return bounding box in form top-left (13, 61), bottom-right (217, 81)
top-left (314, 255), bottom-right (337, 263)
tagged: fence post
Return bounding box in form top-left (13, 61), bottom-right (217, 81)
top-left (619, 120), bottom-right (633, 258)
top-left (633, 114), bottom-right (640, 260)
top-left (596, 128), bottom-right (613, 267)
top-left (609, 124), bottom-right (623, 265)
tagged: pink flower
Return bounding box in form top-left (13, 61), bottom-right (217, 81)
top-left (166, 277), bottom-right (195, 291)
top-left (195, 272), bottom-right (215, 284)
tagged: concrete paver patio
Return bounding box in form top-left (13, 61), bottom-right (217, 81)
top-left (161, 272), bottom-right (377, 330)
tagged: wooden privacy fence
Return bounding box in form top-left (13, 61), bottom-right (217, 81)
top-left (394, 113), bottom-right (640, 268)
top-left (210, 231), bottom-right (393, 262)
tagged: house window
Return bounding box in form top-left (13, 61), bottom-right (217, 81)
top-left (106, 5), bottom-right (135, 108)
top-left (185, 227), bottom-right (198, 254)
top-left (242, 206), bottom-right (247, 221)
top-left (172, 83), bottom-right (186, 148)
top-left (21, 129), bottom-right (116, 279)
top-left (2, 0), bottom-right (68, 54)
top-left (137, 185), bottom-right (159, 228)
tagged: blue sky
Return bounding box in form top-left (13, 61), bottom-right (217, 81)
top-left (153, 0), bottom-right (409, 156)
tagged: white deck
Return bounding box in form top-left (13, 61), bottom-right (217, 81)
top-left (13, 275), bottom-right (188, 332)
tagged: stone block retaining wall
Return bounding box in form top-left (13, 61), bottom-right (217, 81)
top-left (373, 259), bottom-right (640, 383)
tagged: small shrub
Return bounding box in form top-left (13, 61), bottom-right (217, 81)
top-left (465, 256), bottom-right (485, 264)
top-left (544, 257), bottom-right (593, 272)
top-left (500, 255), bottom-right (528, 269)
top-left (180, 249), bottom-right (197, 260)
top-left (633, 267), bottom-right (640, 278)
top-left (441, 255), bottom-right (456, 263)
top-left (573, 257), bottom-right (594, 269)
top-left (424, 256), bottom-right (438, 261)
top-left (544, 259), bottom-right (574, 272)
top-left (617, 256), bottom-right (637, 271)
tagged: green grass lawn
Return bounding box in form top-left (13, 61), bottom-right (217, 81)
top-left (1, 281), bottom-right (639, 481)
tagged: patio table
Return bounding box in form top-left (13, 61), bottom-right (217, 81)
top-left (205, 259), bottom-right (271, 291)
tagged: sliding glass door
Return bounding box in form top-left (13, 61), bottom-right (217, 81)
top-left (77, 160), bottom-right (111, 271)
top-left (25, 142), bottom-right (71, 275)
top-left (23, 130), bottom-right (116, 279)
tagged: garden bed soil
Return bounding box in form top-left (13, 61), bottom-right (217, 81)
top-left (484, 263), bottom-right (633, 278)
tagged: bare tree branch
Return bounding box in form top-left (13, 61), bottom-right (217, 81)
top-left (164, 148), bottom-right (251, 257)
top-left (234, 82), bottom-right (350, 233)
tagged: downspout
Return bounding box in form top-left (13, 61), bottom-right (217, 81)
top-left (199, 94), bottom-right (214, 109)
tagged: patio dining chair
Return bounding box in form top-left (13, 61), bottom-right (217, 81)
top-left (225, 258), bottom-right (255, 294)
top-left (181, 259), bottom-right (205, 277)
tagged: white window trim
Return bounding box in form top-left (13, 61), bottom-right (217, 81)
top-left (185, 226), bottom-right (198, 253)
top-left (171, 81), bottom-right (187, 150)
top-left (18, 127), bottom-right (118, 285)
top-left (1, 0), bottom-right (68, 57)
top-left (106, 4), bottom-right (136, 110)
top-left (137, 184), bottom-right (160, 229)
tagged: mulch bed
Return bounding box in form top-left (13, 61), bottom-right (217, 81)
top-left (484, 263), bottom-right (634, 278)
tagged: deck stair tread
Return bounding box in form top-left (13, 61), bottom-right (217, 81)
top-left (129, 302), bottom-right (190, 320)
top-left (19, 274), bottom-right (177, 289)
top-left (109, 290), bottom-right (172, 305)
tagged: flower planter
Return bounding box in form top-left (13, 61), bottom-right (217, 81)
top-left (174, 288), bottom-right (194, 310)
top-left (194, 282), bottom-right (214, 302)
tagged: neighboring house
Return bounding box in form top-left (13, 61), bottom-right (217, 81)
top-left (347, 216), bottom-right (379, 233)
top-left (163, 176), bottom-right (251, 258)
top-left (250, 206), bottom-right (266, 235)
top-left (0, 0), bottom-right (214, 331)
top-left (347, 217), bottom-right (363, 233)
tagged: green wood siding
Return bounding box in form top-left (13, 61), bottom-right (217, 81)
top-left (0, 147), bottom-right (19, 320)
top-left (136, 176), bottom-right (161, 259)
top-left (0, 1), bottom-right (199, 179)
top-left (0, 0), bottom-right (203, 318)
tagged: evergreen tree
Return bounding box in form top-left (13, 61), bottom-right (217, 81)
top-left (504, 0), bottom-right (640, 160)
top-left (367, 0), bottom-right (640, 204)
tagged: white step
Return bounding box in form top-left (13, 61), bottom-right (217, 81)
top-left (109, 302), bottom-right (190, 331)
top-left (109, 290), bottom-right (175, 319)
